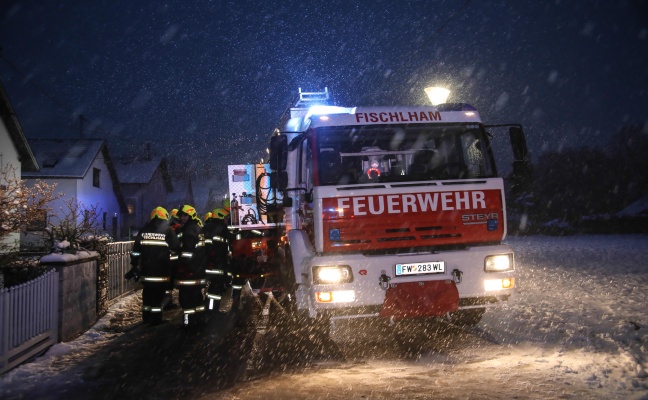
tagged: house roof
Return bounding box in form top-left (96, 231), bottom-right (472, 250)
top-left (23, 139), bottom-right (105, 178)
top-left (114, 156), bottom-right (173, 192)
top-left (22, 138), bottom-right (127, 212)
top-left (0, 80), bottom-right (39, 172)
top-left (617, 196), bottom-right (648, 217)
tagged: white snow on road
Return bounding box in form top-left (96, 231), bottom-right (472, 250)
top-left (2, 234), bottom-right (648, 399)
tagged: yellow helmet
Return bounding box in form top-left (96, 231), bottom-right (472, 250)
top-left (212, 208), bottom-right (229, 220)
top-left (223, 197), bottom-right (231, 212)
top-left (171, 208), bottom-right (179, 217)
top-left (150, 206), bottom-right (169, 220)
top-left (178, 204), bottom-right (198, 220)
top-left (204, 212), bottom-right (214, 222)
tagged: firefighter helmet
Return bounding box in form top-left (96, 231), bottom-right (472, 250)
top-left (212, 208), bottom-right (229, 220)
top-left (178, 204), bottom-right (198, 220)
top-left (150, 206), bottom-right (169, 220)
top-left (171, 208), bottom-right (179, 217)
top-left (223, 196), bottom-right (231, 212)
top-left (204, 211), bottom-right (214, 222)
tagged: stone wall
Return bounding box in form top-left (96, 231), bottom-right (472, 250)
top-left (40, 251), bottom-right (99, 342)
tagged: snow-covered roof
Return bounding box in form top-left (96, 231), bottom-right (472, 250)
top-left (616, 196), bottom-right (648, 217)
top-left (22, 139), bottom-right (105, 178)
top-left (114, 157), bottom-right (167, 185)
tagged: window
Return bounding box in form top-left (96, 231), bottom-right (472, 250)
top-left (315, 124), bottom-right (496, 185)
top-left (93, 168), bottom-right (101, 188)
top-left (126, 198), bottom-right (136, 215)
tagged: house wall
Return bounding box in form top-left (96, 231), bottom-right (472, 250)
top-left (77, 154), bottom-right (122, 239)
top-left (0, 125), bottom-right (21, 254)
top-left (21, 179), bottom-right (77, 251)
top-left (143, 167), bottom-right (168, 224)
top-left (0, 126), bottom-right (20, 169)
top-left (23, 152), bottom-right (124, 248)
top-left (120, 167), bottom-right (169, 233)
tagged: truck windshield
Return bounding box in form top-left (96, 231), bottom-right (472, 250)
top-left (315, 124), bottom-right (496, 185)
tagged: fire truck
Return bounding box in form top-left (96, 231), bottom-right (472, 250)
top-left (227, 88), bottom-right (529, 331)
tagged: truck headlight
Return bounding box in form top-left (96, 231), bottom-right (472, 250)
top-left (484, 254), bottom-right (514, 272)
top-left (313, 265), bottom-right (353, 284)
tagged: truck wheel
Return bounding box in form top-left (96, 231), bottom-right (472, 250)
top-left (449, 308), bottom-right (485, 327)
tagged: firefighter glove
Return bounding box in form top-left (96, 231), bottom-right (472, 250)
top-left (125, 266), bottom-right (141, 282)
top-left (223, 274), bottom-right (233, 290)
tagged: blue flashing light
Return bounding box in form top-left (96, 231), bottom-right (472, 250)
top-left (306, 105), bottom-right (351, 118)
top-left (487, 219), bottom-right (498, 231)
top-left (435, 103), bottom-right (477, 112)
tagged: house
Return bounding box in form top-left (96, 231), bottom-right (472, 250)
top-left (193, 174), bottom-right (228, 214)
top-left (0, 81), bottom-right (40, 255)
top-left (166, 177), bottom-right (195, 212)
top-left (114, 156), bottom-right (172, 237)
top-left (616, 196), bottom-right (648, 217)
top-left (22, 139), bottom-right (127, 247)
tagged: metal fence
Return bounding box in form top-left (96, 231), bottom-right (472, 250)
top-left (107, 241), bottom-right (138, 302)
top-left (0, 269), bottom-right (59, 375)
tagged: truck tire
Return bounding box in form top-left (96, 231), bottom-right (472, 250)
top-left (449, 308), bottom-right (485, 327)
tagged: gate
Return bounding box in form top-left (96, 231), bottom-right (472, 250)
top-left (107, 241), bottom-right (139, 302)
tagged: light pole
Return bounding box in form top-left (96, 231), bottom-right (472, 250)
top-left (424, 86), bottom-right (450, 105)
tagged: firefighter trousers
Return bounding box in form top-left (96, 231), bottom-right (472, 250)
top-left (141, 279), bottom-right (170, 324)
top-left (175, 278), bottom-right (207, 326)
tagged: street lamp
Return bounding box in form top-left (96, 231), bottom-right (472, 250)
top-left (424, 86), bottom-right (450, 105)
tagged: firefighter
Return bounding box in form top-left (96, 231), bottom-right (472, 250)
top-left (203, 208), bottom-right (233, 311)
top-left (164, 207), bottom-right (182, 309)
top-left (125, 206), bottom-right (179, 325)
top-left (169, 208), bottom-right (182, 231)
top-left (174, 204), bottom-right (207, 327)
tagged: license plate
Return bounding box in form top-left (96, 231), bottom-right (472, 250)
top-left (395, 261), bottom-right (445, 276)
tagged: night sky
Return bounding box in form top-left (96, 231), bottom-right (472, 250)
top-left (1, 0), bottom-right (647, 172)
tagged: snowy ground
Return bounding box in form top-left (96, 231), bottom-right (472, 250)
top-left (1, 234), bottom-right (648, 399)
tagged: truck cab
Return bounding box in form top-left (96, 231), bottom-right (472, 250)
top-left (265, 89), bottom-right (529, 327)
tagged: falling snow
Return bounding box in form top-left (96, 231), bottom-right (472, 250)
top-left (1, 234), bottom-right (647, 399)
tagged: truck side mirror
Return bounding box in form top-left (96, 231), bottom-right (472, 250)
top-left (269, 171), bottom-right (288, 190)
top-left (269, 135), bottom-right (288, 172)
top-left (509, 126), bottom-right (532, 186)
top-left (509, 126), bottom-right (528, 161)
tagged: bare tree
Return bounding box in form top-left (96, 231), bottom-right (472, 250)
top-left (0, 164), bottom-right (61, 264)
top-left (47, 198), bottom-right (107, 253)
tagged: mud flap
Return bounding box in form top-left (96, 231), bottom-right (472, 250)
top-left (378, 280), bottom-right (459, 321)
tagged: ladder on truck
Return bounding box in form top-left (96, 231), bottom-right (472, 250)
top-left (294, 87), bottom-right (332, 108)
top-left (277, 87), bottom-right (334, 130)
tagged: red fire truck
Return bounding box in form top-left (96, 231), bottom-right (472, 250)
top-left (228, 88), bottom-right (529, 331)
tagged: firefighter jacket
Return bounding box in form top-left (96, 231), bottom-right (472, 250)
top-left (175, 218), bottom-right (206, 281)
top-left (203, 219), bottom-right (232, 270)
top-left (130, 219), bottom-right (179, 281)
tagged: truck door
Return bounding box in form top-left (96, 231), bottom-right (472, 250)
top-left (296, 137), bottom-right (314, 237)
